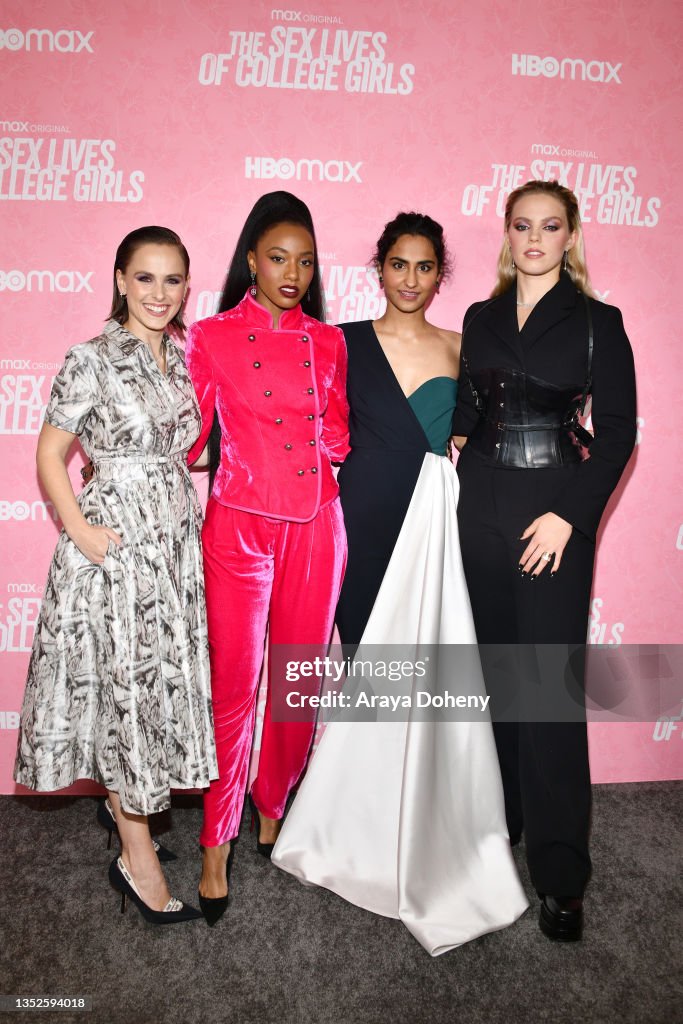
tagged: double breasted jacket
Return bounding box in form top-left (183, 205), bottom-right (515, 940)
top-left (186, 293), bottom-right (350, 523)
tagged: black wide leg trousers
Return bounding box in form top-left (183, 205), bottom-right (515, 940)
top-left (456, 447), bottom-right (595, 898)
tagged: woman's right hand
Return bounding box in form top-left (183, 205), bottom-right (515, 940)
top-left (36, 423), bottom-right (122, 564)
top-left (71, 523), bottom-right (122, 564)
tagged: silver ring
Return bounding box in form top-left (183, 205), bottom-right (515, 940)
top-left (541, 551), bottom-right (553, 562)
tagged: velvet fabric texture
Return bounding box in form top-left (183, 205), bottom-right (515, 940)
top-left (186, 292), bottom-right (350, 522)
top-left (186, 294), bottom-right (350, 847)
top-left (199, 499), bottom-right (346, 846)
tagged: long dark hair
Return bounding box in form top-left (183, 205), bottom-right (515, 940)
top-left (217, 191), bottom-right (325, 319)
top-left (208, 192), bottom-right (326, 491)
top-left (108, 225), bottom-right (190, 331)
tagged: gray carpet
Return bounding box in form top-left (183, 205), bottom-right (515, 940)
top-left (0, 783), bottom-right (680, 1024)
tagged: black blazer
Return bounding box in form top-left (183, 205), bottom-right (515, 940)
top-left (453, 272), bottom-right (637, 540)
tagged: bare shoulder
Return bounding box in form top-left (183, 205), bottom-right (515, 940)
top-left (436, 326), bottom-right (462, 357)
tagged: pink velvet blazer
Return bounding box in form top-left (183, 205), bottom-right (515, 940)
top-left (186, 292), bottom-right (350, 523)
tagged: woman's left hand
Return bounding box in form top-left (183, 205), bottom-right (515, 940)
top-left (519, 512), bottom-right (573, 577)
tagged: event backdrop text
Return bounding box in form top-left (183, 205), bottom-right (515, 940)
top-left (1, 0), bottom-right (681, 792)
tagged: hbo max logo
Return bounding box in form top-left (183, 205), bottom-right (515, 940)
top-left (0, 28), bottom-right (94, 52)
top-left (0, 270), bottom-right (93, 293)
top-left (512, 54), bottom-right (622, 83)
top-left (0, 500), bottom-right (58, 522)
top-left (245, 157), bottom-right (362, 183)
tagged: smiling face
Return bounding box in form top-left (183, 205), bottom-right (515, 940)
top-left (507, 192), bottom-right (576, 285)
top-left (380, 233), bottom-right (441, 314)
top-left (116, 243), bottom-right (188, 344)
top-left (247, 222), bottom-right (316, 327)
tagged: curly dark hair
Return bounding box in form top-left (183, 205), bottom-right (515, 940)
top-left (372, 211), bottom-right (453, 280)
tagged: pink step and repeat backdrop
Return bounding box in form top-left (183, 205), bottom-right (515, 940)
top-left (1, 0), bottom-right (681, 791)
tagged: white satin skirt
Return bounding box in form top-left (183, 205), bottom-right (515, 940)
top-left (272, 454), bottom-right (528, 955)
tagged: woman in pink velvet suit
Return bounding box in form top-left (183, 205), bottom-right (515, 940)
top-left (186, 192), bottom-right (349, 924)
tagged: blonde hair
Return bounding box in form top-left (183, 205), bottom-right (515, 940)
top-left (492, 180), bottom-right (593, 297)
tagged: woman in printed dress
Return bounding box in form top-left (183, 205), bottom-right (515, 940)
top-left (14, 226), bottom-right (217, 924)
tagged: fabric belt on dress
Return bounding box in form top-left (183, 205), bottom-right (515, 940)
top-left (93, 454), bottom-right (187, 481)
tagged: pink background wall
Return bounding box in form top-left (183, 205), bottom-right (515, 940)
top-left (1, 0), bottom-right (681, 791)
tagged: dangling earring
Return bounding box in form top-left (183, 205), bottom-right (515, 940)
top-left (435, 279), bottom-right (441, 295)
top-left (562, 250), bottom-right (569, 272)
top-left (119, 292), bottom-right (126, 299)
top-left (378, 274), bottom-right (383, 288)
top-left (509, 247), bottom-right (515, 271)
top-left (249, 270), bottom-right (257, 297)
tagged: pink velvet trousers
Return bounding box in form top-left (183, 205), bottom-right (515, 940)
top-left (200, 497), bottom-right (347, 847)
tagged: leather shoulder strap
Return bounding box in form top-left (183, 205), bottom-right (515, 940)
top-left (579, 293), bottom-right (593, 414)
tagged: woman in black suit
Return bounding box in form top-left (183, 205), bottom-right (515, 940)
top-left (454, 180), bottom-right (636, 941)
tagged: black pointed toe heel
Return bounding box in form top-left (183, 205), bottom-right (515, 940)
top-left (248, 793), bottom-right (282, 859)
top-left (97, 799), bottom-right (177, 862)
top-left (198, 842), bottom-right (236, 927)
top-left (109, 857), bottom-right (202, 924)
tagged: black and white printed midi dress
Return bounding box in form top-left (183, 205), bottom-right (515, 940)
top-left (14, 320), bottom-right (218, 814)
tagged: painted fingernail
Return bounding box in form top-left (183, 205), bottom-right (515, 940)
top-left (550, 572), bottom-right (557, 578)
top-left (517, 564), bottom-right (524, 573)
top-left (529, 575), bottom-right (537, 582)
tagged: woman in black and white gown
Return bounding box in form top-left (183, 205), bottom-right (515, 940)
top-left (272, 213), bottom-right (527, 955)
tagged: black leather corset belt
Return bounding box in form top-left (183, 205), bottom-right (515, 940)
top-left (467, 367), bottom-right (585, 468)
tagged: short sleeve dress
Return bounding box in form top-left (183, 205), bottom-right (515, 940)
top-left (14, 320), bottom-right (218, 815)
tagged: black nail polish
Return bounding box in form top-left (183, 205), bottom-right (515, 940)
top-left (517, 564), bottom-right (524, 573)
top-left (529, 575), bottom-right (537, 582)
top-left (520, 571), bottom-right (528, 578)
top-left (550, 572), bottom-right (557, 579)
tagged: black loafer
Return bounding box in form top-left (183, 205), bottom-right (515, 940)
top-left (539, 895), bottom-right (583, 941)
